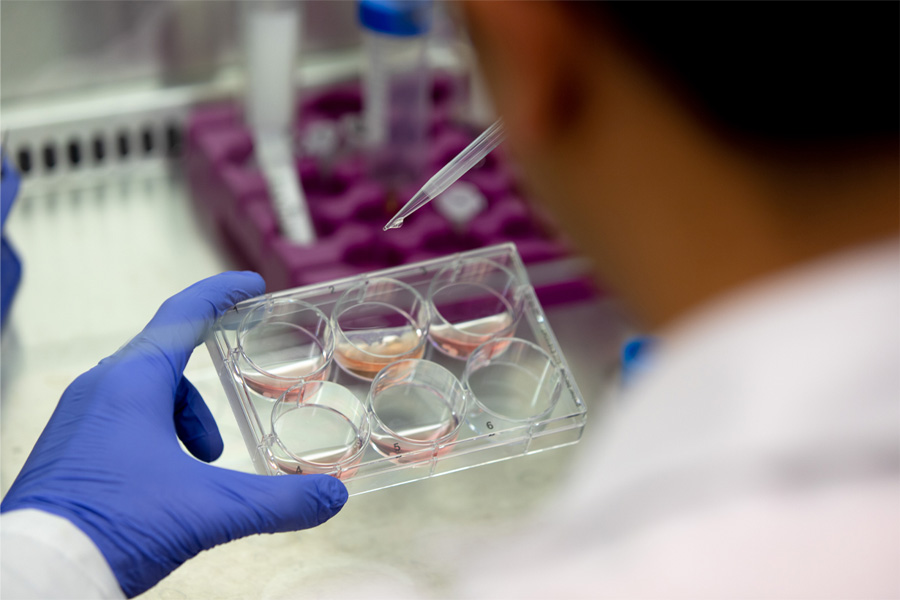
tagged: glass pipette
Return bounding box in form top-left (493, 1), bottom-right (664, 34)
top-left (383, 118), bottom-right (505, 231)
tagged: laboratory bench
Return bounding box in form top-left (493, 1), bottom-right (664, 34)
top-left (0, 159), bottom-right (631, 599)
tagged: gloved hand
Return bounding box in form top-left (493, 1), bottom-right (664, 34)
top-left (0, 272), bottom-right (348, 597)
top-left (1, 152), bottom-right (22, 327)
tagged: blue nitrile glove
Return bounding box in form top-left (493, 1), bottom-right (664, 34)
top-left (0, 272), bottom-right (348, 597)
top-left (1, 152), bottom-right (20, 224)
top-left (1, 152), bottom-right (22, 328)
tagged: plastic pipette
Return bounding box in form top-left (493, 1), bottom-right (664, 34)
top-left (383, 118), bottom-right (505, 231)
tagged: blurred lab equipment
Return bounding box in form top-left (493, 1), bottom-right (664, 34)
top-left (359, 0), bottom-right (433, 186)
top-left (619, 335), bottom-right (656, 386)
top-left (186, 86), bottom-right (595, 303)
top-left (243, 0), bottom-right (315, 244)
top-left (180, 0), bottom-right (595, 304)
top-left (384, 117), bottom-right (504, 230)
top-left (432, 181), bottom-right (488, 230)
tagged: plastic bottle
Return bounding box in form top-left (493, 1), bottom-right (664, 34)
top-left (359, 0), bottom-right (433, 187)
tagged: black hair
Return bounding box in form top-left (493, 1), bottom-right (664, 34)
top-left (581, 1), bottom-right (899, 150)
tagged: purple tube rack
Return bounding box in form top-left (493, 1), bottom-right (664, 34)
top-left (185, 75), bottom-right (598, 306)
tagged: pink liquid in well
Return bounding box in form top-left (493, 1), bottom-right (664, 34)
top-left (371, 419), bottom-right (459, 463)
top-left (272, 447), bottom-right (363, 479)
top-left (334, 330), bottom-right (425, 380)
top-left (429, 312), bottom-right (514, 358)
top-left (370, 384), bottom-right (460, 462)
top-left (242, 357), bottom-right (330, 399)
top-left (271, 405), bottom-right (364, 479)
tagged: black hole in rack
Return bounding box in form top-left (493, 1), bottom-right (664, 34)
top-left (344, 241), bottom-right (404, 269)
top-left (422, 231), bottom-right (483, 254)
top-left (165, 122), bottom-right (182, 157)
top-left (431, 77), bottom-right (454, 104)
top-left (42, 144), bottom-right (57, 171)
top-left (92, 135), bottom-right (106, 163)
top-left (304, 89), bottom-right (362, 120)
top-left (16, 148), bottom-right (32, 174)
top-left (141, 127), bottom-right (154, 155)
top-left (503, 218), bottom-right (537, 239)
top-left (117, 131), bottom-right (130, 157)
top-left (67, 139), bottom-right (82, 167)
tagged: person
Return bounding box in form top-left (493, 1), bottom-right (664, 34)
top-left (451, 2), bottom-right (899, 597)
top-left (2, 1), bottom-right (898, 598)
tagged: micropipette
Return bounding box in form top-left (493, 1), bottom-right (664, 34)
top-left (383, 118), bottom-right (505, 231)
top-left (244, 2), bottom-right (315, 245)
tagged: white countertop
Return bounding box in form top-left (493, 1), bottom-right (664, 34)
top-left (1, 164), bottom-right (630, 599)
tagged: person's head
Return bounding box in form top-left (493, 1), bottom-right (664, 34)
top-left (460, 1), bottom-right (899, 328)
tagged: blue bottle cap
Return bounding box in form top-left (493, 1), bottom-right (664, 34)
top-left (359, 0), bottom-right (432, 37)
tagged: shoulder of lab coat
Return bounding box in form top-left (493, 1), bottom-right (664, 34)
top-left (1, 509), bottom-right (123, 599)
top-left (458, 237), bottom-right (900, 599)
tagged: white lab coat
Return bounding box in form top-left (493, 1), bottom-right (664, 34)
top-left (3, 239), bottom-right (899, 599)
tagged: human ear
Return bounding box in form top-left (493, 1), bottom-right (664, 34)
top-left (459, 0), bottom-right (594, 153)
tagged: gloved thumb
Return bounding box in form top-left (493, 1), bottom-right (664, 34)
top-left (206, 468), bottom-right (349, 542)
top-left (128, 271), bottom-right (265, 384)
top-left (174, 376), bottom-right (224, 463)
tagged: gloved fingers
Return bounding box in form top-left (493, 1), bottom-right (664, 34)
top-left (2, 151), bottom-right (21, 226)
top-left (207, 469), bottom-right (348, 540)
top-left (0, 148), bottom-right (19, 225)
top-left (174, 376), bottom-right (224, 462)
top-left (127, 271), bottom-right (265, 383)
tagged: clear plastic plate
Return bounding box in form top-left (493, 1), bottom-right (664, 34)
top-left (205, 243), bottom-right (587, 495)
